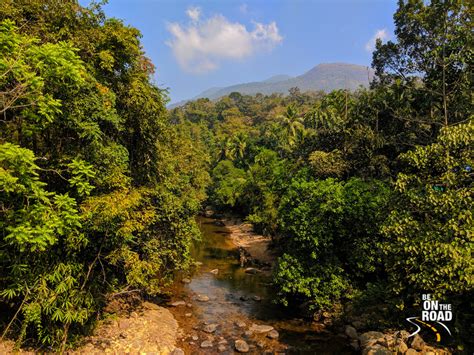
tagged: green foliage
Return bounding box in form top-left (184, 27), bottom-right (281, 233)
top-left (0, 4), bottom-right (209, 350)
top-left (381, 121), bottom-right (473, 299)
top-left (274, 177), bottom-right (391, 309)
top-left (210, 160), bottom-right (247, 208)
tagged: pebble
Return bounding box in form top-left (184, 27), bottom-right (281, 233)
top-left (196, 294), bottom-right (210, 302)
top-left (201, 340), bottom-right (213, 348)
top-left (267, 329), bottom-right (279, 339)
top-left (252, 295), bottom-right (262, 301)
top-left (185, 313), bottom-right (192, 317)
top-left (234, 339), bottom-right (250, 353)
top-left (218, 344), bottom-right (227, 352)
top-left (182, 278), bottom-right (191, 284)
top-left (203, 324), bottom-right (218, 333)
top-left (244, 267), bottom-right (260, 274)
top-left (170, 301), bottom-right (186, 307)
top-left (235, 320), bottom-right (246, 328)
top-left (210, 269), bottom-right (219, 275)
top-left (249, 323), bottom-right (274, 334)
top-left (192, 335), bottom-right (199, 341)
top-left (171, 348), bottom-right (185, 355)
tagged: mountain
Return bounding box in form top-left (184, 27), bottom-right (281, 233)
top-left (169, 63), bottom-right (374, 107)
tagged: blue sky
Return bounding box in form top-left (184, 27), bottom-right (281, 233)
top-left (83, 0), bottom-right (397, 104)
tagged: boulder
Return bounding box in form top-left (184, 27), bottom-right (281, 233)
top-left (410, 334), bottom-right (425, 351)
top-left (345, 325), bottom-right (358, 340)
top-left (234, 339), bottom-right (250, 353)
top-left (359, 331), bottom-right (385, 348)
top-left (405, 349), bottom-right (419, 355)
top-left (394, 338), bottom-right (408, 354)
top-left (362, 344), bottom-right (392, 355)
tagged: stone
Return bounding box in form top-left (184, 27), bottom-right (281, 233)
top-left (359, 331), bottom-right (385, 348)
top-left (362, 344), bottom-right (392, 355)
top-left (218, 344), bottom-right (227, 352)
top-left (244, 330), bottom-right (253, 337)
top-left (257, 341), bottom-right (265, 348)
top-left (410, 334), bottom-right (425, 351)
top-left (218, 339), bottom-right (228, 345)
top-left (240, 296), bottom-right (250, 301)
top-left (170, 301), bottom-right (186, 307)
top-left (394, 339), bottom-right (408, 354)
top-left (235, 320), bottom-right (246, 328)
top-left (350, 340), bottom-right (359, 351)
top-left (192, 335), bottom-right (199, 341)
top-left (234, 339), bottom-right (250, 353)
top-left (405, 349), bottom-right (419, 355)
top-left (249, 324), bottom-right (274, 334)
top-left (185, 313), bottom-right (192, 317)
top-left (196, 294), bottom-right (210, 302)
top-left (252, 295), bottom-right (262, 301)
top-left (213, 220), bottom-right (225, 227)
top-left (267, 329), bottom-right (279, 339)
top-left (171, 348), bottom-right (185, 355)
top-left (244, 267), bottom-right (260, 274)
top-left (200, 340), bottom-right (213, 348)
top-left (203, 324), bottom-right (218, 333)
top-left (345, 325), bottom-right (358, 340)
top-left (186, 303), bottom-right (192, 307)
top-left (210, 269), bottom-right (219, 275)
top-left (195, 261), bottom-right (203, 266)
top-left (181, 278), bottom-right (191, 284)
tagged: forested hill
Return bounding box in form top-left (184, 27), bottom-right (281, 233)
top-left (170, 63), bottom-right (374, 107)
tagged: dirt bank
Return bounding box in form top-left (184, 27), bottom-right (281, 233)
top-left (0, 302), bottom-right (180, 355)
top-left (222, 217), bottom-right (276, 266)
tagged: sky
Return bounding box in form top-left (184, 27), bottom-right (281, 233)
top-left (81, 0), bottom-right (398, 104)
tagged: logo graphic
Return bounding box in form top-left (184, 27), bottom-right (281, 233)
top-left (406, 294), bottom-right (452, 342)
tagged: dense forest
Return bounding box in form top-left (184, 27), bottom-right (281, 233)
top-left (0, 0), bottom-right (472, 352)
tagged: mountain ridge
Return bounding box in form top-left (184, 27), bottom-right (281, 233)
top-left (170, 63), bottom-right (374, 108)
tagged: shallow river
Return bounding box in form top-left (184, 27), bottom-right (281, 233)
top-left (171, 217), bottom-right (353, 354)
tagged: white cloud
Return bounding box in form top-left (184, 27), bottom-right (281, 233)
top-left (186, 6), bottom-right (201, 22)
top-left (166, 11), bottom-right (283, 74)
top-left (365, 29), bottom-right (389, 52)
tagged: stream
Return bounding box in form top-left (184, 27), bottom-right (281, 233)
top-left (170, 217), bottom-right (354, 354)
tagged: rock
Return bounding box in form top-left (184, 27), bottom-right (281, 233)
top-left (396, 330), bottom-right (410, 341)
top-left (172, 348), bottom-right (185, 355)
top-left (359, 331), bottom-right (385, 348)
top-left (244, 330), bottom-right (253, 337)
top-left (210, 269), bottom-right (219, 275)
top-left (350, 340), bottom-right (359, 351)
top-left (385, 334), bottom-right (395, 348)
top-left (213, 220), bottom-right (225, 227)
top-left (218, 344), bottom-right (227, 352)
top-left (218, 339), bottom-right (228, 345)
top-left (204, 207), bottom-right (214, 217)
top-left (362, 344), bottom-right (392, 355)
top-left (192, 335), bottom-right (199, 341)
top-left (410, 334), bottom-right (425, 351)
top-left (244, 267), bottom-right (260, 274)
top-left (186, 303), bottom-right (192, 307)
top-left (345, 325), bottom-right (358, 340)
top-left (170, 301), bottom-right (186, 307)
top-left (235, 339), bottom-right (250, 353)
top-left (118, 319), bottom-right (130, 329)
top-left (195, 261), bottom-right (203, 266)
top-left (240, 295), bottom-right (250, 301)
top-left (201, 340), bottom-right (213, 348)
top-left (394, 339), bottom-right (408, 354)
top-left (235, 320), bottom-right (246, 328)
top-left (185, 313), bottom-right (192, 317)
top-left (267, 329), bottom-right (279, 339)
top-left (252, 295), bottom-right (262, 301)
top-left (249, 323), bottom-right (274, 334)
top-left (405, 349), bottom-right (419, 355)
top-left (257, 341), bottom-right (265, 348)
top-left (142, 302), bottom-right (160, 310)
top-left (196, 294), bottom-right (210, 302)
top-left (181, 278), bottom-right (191, 284)
top-left (203, 324), bottom-right (218, 333)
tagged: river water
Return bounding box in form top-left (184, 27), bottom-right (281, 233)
top-left (171, 217), bottom-right (353, 354)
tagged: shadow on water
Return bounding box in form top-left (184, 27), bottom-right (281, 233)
top-left (181, 217), bottom-right (353, 354)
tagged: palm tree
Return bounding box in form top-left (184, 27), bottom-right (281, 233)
top-left (277, 105), bottom-right (305, 146)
